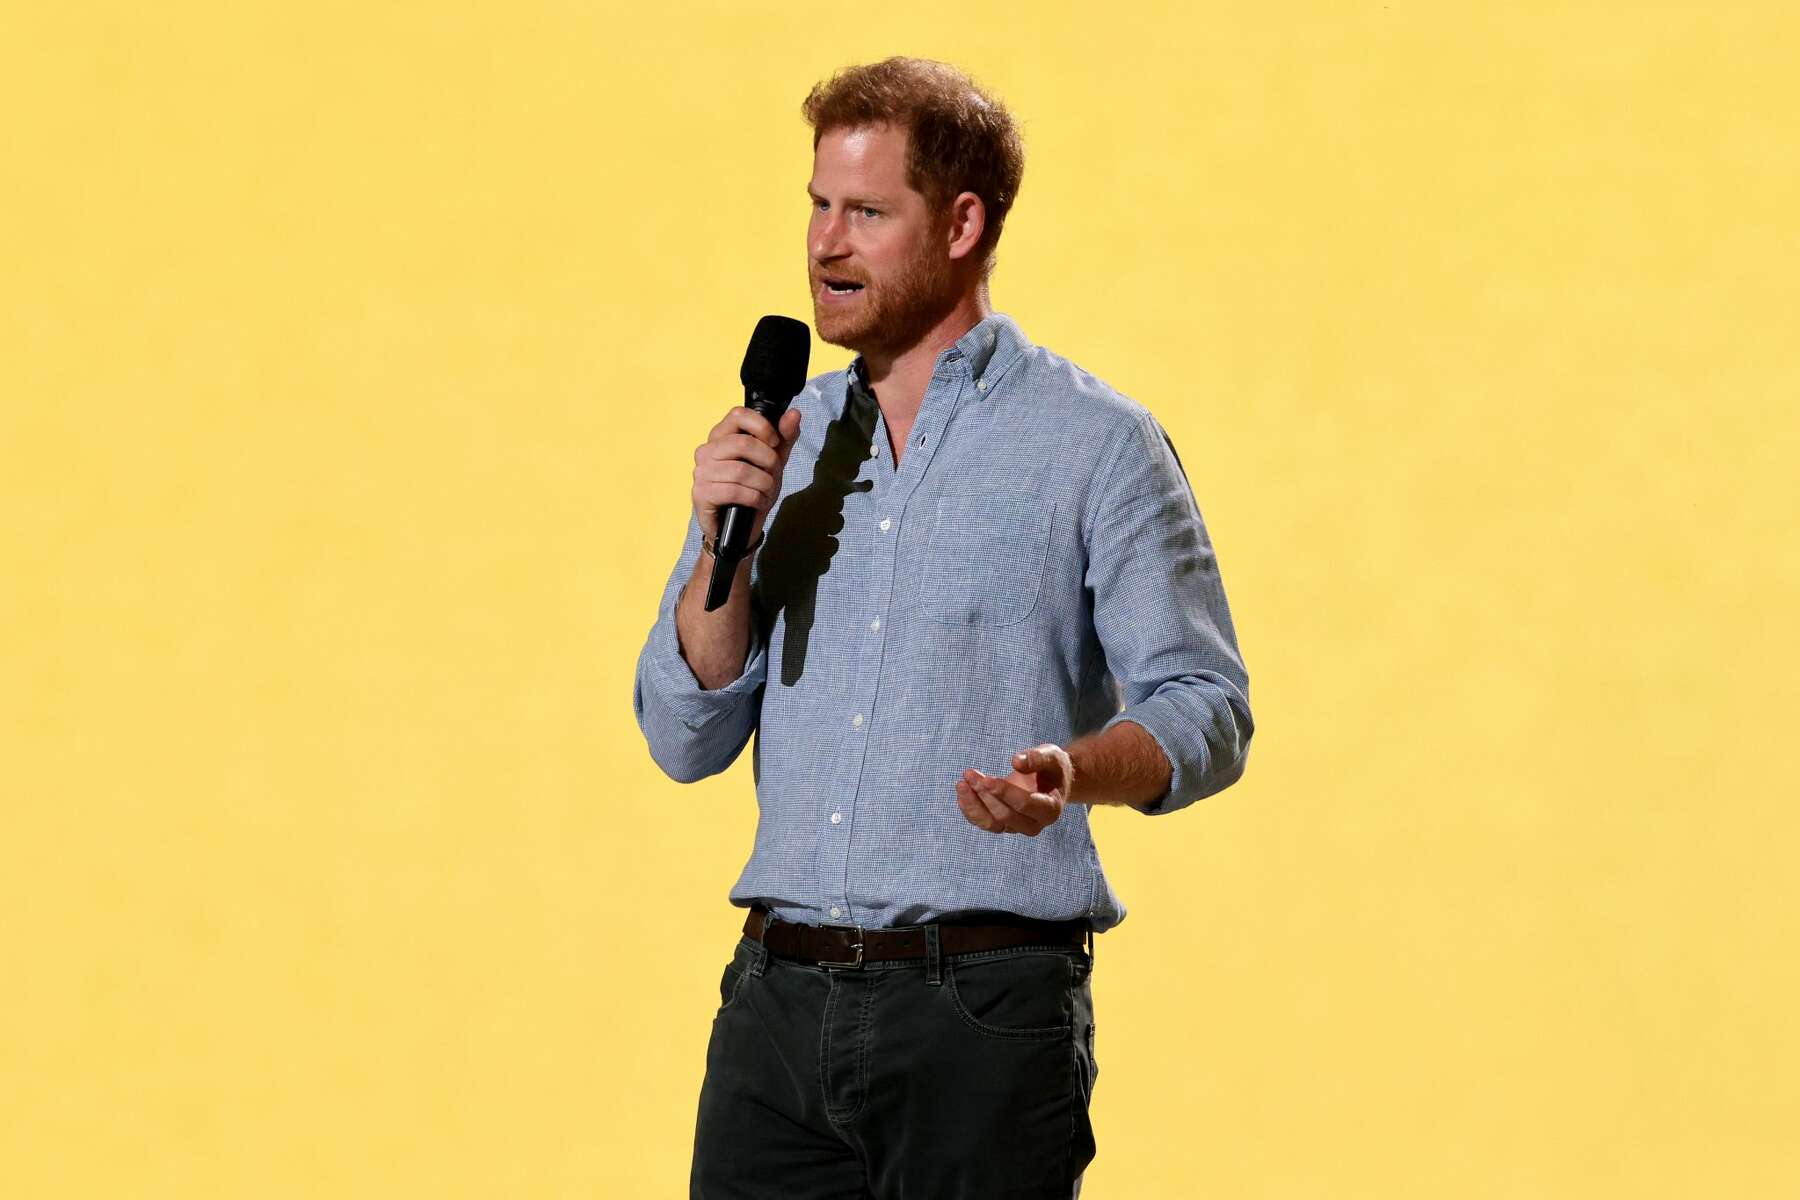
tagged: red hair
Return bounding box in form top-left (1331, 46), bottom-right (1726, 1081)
top-left (802, 57), bottom-right (1025, 277)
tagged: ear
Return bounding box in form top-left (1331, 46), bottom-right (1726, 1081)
top-left (943, 191), bottom-right (987, 263)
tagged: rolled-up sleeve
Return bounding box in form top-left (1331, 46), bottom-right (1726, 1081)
top-left (632, 510), bottom-right (768, 783)
top-left (1084, 409), bottom-right (1253, 815)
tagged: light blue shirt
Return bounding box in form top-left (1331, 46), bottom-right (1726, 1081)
top-left (632, 312), bottom-right (1252, 932)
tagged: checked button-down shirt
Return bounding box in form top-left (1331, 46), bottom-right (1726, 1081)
top-left (633, 311), bottom-right (1252, 933)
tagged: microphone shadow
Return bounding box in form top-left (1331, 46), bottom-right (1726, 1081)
top-left (759, 400), bottom-right (877, 688)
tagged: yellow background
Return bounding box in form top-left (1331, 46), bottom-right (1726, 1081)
top-left (4, 2), bottom-right (1795, 1195)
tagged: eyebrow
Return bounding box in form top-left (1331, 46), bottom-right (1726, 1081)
top-left (806, 187), bottom-right (891, 207)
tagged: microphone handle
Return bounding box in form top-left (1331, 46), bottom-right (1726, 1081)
top-left (702, 389), bottom-right (789, 612)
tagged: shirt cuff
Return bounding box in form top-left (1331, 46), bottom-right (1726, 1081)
top-left (1101, 701), bottom-right (1199, 817)
top-left (644, 602), bottom-right (769, 732)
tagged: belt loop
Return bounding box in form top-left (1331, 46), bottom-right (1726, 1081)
top-left (924, 922), bottom-right (942, 987)
top-left (750, 910), bottom-right (772, 977)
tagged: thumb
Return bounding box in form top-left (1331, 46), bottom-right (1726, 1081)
top-left (1015, 744), bottom-right (1069, 782)
top-left (778, 408), bottom-right (802, 458)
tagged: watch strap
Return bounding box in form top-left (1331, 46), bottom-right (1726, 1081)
top-left (702, 526), bottom-right (764, 559)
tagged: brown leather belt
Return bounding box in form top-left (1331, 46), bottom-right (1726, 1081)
top-left (744, 904), bottom-right (1092, 969)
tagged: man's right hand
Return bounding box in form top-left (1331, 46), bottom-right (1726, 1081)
top-left (692, 405), bottom-right (803, 549)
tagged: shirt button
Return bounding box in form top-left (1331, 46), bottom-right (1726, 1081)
top-left (869, 618), bottom-right (880, 631)
top-left (878, 518), bottom-right (891, 531)
top-left (977, 378), bottom-right (989, 392)
top-left (869, 442), bottom-right (878, 457)
top-left (830, 905), bottom-right (842, 918)
top-left (851, 712), bottom-right (864, 727)
top-left (830, 811), bottom-right (842, 824)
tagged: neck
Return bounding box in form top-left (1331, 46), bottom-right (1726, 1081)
top-left (860, 284), bottom-right (992, 421)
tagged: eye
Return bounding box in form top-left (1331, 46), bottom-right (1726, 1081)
top-left (859, 206), bottom-right (880, 218)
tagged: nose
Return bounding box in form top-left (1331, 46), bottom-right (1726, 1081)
top-left (810, 207), bottom-right (848, 264)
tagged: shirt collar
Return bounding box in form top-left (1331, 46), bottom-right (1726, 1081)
top-left (952, 310), bottom-right (1028, 385)
top-left (844, 311), bottom-right (1030, 396)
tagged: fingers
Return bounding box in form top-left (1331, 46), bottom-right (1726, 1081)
top-left (711, 405), bottom-right (783, 449)
top-left (958, 769), bottom-right (1058, 836)
top-left (694, 482), bottom-right (770, 518)
top-left (693, 459), bottom-right (778, 527)
top-left (1001, 781), bottom-right (1061, 830)
top-left (697, 456), bottom-right (778, 496)
top-left (957, 772), bottom-right (1012, 832)
top-left (1012, 746), bottom-right (1064, 788)
top-left (955, 777), bottom-right (997, 830)
top-left (959, 775), bottom-right (1026, 834)
top-left (693, 406), bottom-right (803, 533)
top-left (1014, 745), bottom-right (1073, 811)
top-left (696, 431), bottom-right (779, 472)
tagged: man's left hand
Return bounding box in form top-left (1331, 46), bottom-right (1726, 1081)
top-left (957, 744), bottom-right (1075, 836)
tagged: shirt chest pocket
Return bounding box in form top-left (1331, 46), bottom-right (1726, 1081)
top-left (919, 492), bottom-right (1057, 628)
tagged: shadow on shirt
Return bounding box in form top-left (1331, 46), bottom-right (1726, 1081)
top-left (758, 397), bottom-right (878, 688)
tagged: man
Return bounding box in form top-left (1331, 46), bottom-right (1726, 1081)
top-left (633, 56), bottom-right (1253, 1198)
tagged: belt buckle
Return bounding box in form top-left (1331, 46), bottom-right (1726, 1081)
top-left (814, 922), bottom-right (865, 969)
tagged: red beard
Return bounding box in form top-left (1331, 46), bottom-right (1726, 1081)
top-left (811, 240), bottom-right (957, 357)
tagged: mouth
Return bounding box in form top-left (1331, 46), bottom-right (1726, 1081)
top-left (818, 276), bottom-right (866, 298)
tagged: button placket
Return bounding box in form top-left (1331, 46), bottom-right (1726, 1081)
top-left (825, 361), bottom-right (970, 935)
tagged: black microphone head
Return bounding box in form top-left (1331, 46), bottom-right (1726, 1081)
top-left (740, 315), bottom-right (811, 404)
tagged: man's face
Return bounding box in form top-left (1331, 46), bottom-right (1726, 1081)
top-left (807, 123), bottom-right (955, 356)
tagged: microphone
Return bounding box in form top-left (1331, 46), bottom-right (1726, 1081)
top-left (704, 315), bottom-right (811, 611)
